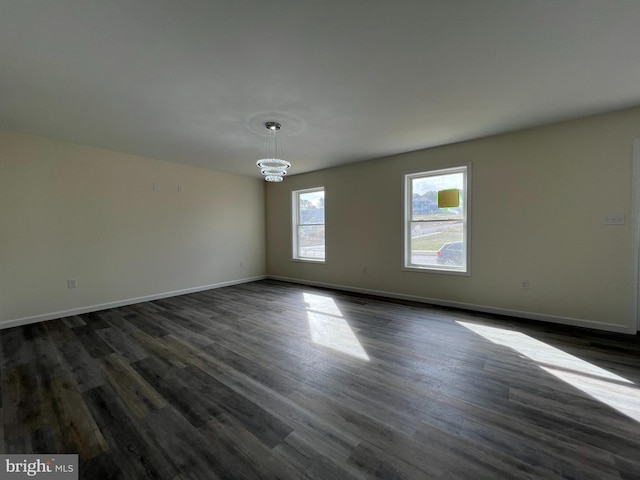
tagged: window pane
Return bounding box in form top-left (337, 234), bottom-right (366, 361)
top-left (410, 221), bottom-right (464, 268)
top-left (299, 191), bottom-right (324, 224)
top-left (411, 173), bottom-right (463, 221)
top-left (297, 225), bottom-right (325, 260)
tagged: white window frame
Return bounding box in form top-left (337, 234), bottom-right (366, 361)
top-left (292, 186), bottom-right (325, 262)
top-left (403, 165), bottom-right (470, 274)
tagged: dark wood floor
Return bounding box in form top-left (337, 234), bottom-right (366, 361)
top-left (2, 280), bottom-right (640, 479)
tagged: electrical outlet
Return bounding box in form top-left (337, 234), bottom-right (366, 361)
top-left (521, 280), bottom-right (530, 290)
top-left (153, 181), bottom-right (160, 191)
top-left (67, 279), bottom-right (78, 289)
top-left (603, 213), bottom-right (625, 225)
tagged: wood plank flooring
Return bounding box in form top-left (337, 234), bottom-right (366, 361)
top-left (2, 279), bottom-right (640, 479)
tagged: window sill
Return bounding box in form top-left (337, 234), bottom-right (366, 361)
top-left (402, 265), bottom-right (470, 276)
top-left (292, 258), bottom-right (326, 264)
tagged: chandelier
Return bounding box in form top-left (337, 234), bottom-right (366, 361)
top-left (257, 121), bottom-right (291, 182)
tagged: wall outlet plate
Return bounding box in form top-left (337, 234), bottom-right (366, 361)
top-left (603, 213), bottom-right (625, 225)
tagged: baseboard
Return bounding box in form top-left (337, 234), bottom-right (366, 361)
top-left (268, 275), bottom-right (634, 334)
top-left (0, 275), bottom-right (267, 330)
top-left (6, 274), bottom-right (633, 335)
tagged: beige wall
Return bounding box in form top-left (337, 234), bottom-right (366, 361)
top-left (4, 106), bottom-right (640, 332)
top-left (0, 132), bottom-right (266, 326)
top-left (266, 107), bottom-right (640, 332)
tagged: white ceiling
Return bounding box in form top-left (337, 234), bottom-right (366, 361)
top-left (2, 1), bottom-right (640, 178)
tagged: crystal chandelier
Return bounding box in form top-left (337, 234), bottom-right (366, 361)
top-left (257, 121), bottom-right (291, 182)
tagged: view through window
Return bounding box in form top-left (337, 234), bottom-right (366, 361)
top-left (404, 166), bottom-right (468, 272)
top-left (293, 187), bottom-right (325, 261)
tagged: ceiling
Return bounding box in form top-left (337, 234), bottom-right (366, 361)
top-left (2, 1), bottom-right (640, 179)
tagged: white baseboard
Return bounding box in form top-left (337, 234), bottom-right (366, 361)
top-left (268, 275), bottom-right (635, 334)
top-left (6, 274), bottom-right (633, 335)
top-left (0, 275), bottom-right (267, 330)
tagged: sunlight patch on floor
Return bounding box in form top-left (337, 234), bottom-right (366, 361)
top-left (457, 321), bottom-right (640, 422)
top-left (304, 293), bottom-right (370, 361)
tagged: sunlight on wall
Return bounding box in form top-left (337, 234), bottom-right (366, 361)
top-left (304, 293), bottom-right (369, 361)
top-left (457, 321), bottom-right (640, 422)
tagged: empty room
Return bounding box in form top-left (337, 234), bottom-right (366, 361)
top-left (1, 1), bottom-right (640, 479)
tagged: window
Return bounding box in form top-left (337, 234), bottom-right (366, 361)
top-left (293, 187), bottom-right (325, 261)
top-left (404, 165), bottom-right (469, 273)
